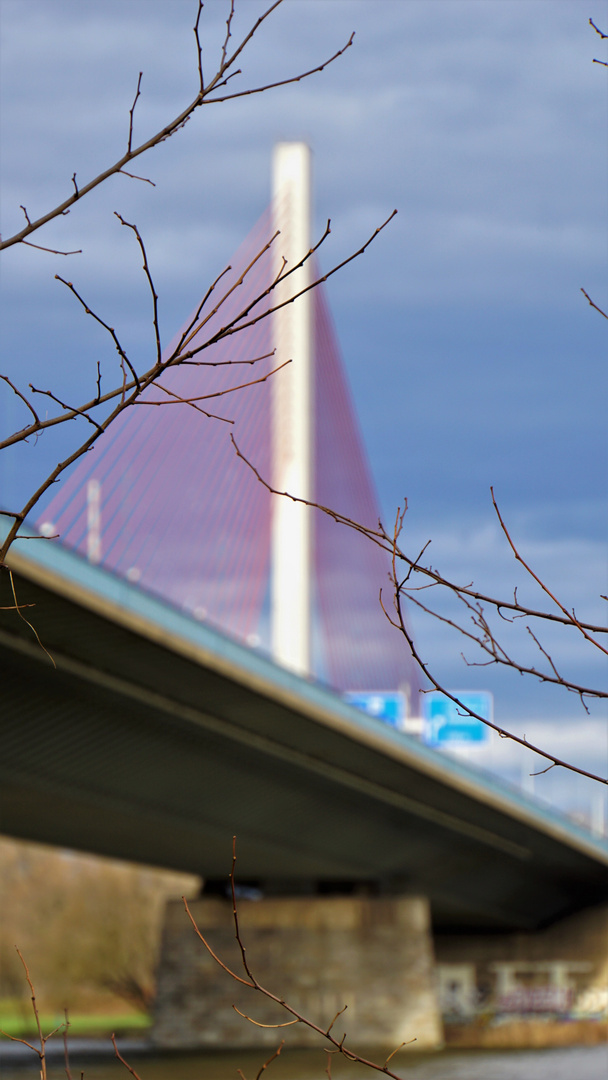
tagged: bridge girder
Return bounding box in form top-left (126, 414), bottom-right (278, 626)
top-left (1, 540), bottom-right (607, 932)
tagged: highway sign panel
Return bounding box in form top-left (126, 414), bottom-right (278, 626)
top-left (343, 690), bottom-right (407, 731)
top-left (423, 691), bottom-right (492, 746)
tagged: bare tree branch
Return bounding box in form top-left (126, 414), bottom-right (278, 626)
top-left (231, 438), bottom-right (607, 785)
top-left (581, 288), bottom-right (608, 320)
top-left (220, 2), bottom-right (236, 74)
top-left (382, 518), bottom-right (607, 787)
top-left (1, 199), bottom-right (395, 564)
top-left (589, 17), bottom-right (608, 39)
top-left (21, 240), bottom-right (82, 256)
top-left (127, 72), bottom-right (143, 154)
top-left (491, 486), bottom-right (607, 659)
top-left (54, 274), bottom-right (142, 390)
top-left (200, 32), bottom-right (356, 105)
top-left (114, 213), bottom-right (162, 368)
top-left (183, 840), bottom-right (418, 1078)
top-left (111, 1034), bottom-right (144, 1080)
top-left (0, 1), bottom-right (352, 252)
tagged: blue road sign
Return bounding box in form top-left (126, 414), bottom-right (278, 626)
top-left (423, 691), bottom-right (492, 746)
top-left (343, 690), bottom-right (407, 731)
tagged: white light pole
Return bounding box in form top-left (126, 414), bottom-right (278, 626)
top-left (87, 478), bottom-right (101, 564)
top-left (271, 142), bottom-right (313, 676)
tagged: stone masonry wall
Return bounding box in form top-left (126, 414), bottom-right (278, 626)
top-left (154, 895), bottom-right (442, 1050)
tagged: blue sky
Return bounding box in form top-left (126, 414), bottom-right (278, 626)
top-left (1, 0), bottom-right (607, 804)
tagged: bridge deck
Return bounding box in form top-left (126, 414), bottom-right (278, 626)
top-left (1, 534), bottom-right (607, 931)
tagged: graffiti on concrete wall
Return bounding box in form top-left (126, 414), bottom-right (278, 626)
top-left (437, 960), bottom-right (607, 1022)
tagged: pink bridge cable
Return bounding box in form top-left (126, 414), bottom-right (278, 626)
top-left (40, 208), bottom-right (275, 644)
top-left (38, 208), bottom-right (420, 706)
top-left (312, 270), bottom-right (421, 699)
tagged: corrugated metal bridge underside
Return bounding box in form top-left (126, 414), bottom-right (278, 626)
top-left (1, 541), bottom-right (607, 933)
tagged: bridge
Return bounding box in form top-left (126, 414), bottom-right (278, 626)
top-left (3, 528), bottom-right (607, 933)
top-left (2, 532), bottom-right (608, 1048)
top-left (2, 145), bottom-right (607, 1048)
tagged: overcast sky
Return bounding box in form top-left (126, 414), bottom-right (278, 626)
top-left (1, 0), bottom-right (607, 805)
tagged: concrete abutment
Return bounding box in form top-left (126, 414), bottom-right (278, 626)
top-left (153, 894), bottom-right (442, 1049)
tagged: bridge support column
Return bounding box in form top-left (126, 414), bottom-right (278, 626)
top-left (270, 142), bottom-right (313, 678)
top-left (154, 894), bottom-right (442, 1050)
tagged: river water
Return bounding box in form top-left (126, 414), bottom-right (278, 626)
top-left (2, 1043), bottom-right (608, 1080)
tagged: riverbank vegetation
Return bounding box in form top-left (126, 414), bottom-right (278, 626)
top-left (0, 836), bottom-right (199, 1033)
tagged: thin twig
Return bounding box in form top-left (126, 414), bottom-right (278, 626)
top-left (181, 348), bottom-right (276, 368)
top-left (141, 359), bottom-right (291, 410)
top-left (183, 896), bottom-right (255, 988)
top-left (326, 1004), bottom-right (347, 1035)
top-left (230, 836), bottom-right (258, 986)
top-left (127, 72), bottom-right (143, 154)
top-left (0, 375), bottom-right (40, 426)
top-left (203, 33), bottom-right (356, 107)
top-left (589, 17), bottom-right (608, 38)
top-left (63, 1008), bottom-right (73, 1080)
top-left (172, 264), bottom-right (233, 357)
top-left (16, 948), bottom-right (47, 1080)
top-left (0, 370), bottom-right (143, 563)
top-left (255, 1042), bottom-right (285, 1080)
top-left (233, 1007), bottom-right (298, 1028)
top-left (0, 1030), bottom-right (40, 1053)
top-left (115, 213), bottom-right (162, 366)
top-left (208, 1), bottom-right (285, 82)
top-left (491, 487), bottom-right (607, 659)
top-left (581, 288), bottom-right (608, 320)
top-left (530, 762), bottom-right (557, 777)
top-left (55, 275), bottom-right (142, 390)
top-left (174, 230), bottom-right (282, 356)
top-left (205, 212), bottom-right (397, 350)
top-left (119, 170), bottom-right (155, 186)
top-left (29, 384), bottom-right (104, 434)
top-left (384, 1041), bottom-right (415, 1066)
top-left (22, 240), bottom-right (82, 255)
top-left (134, 386), bottom-right (234, 424)
top-left (194, 1), bottom-right (205, 92)
top-left (220, 2), bottom-right (236, 72)
top-left (112, 1034), bottom-right (143, 1080)
top-left (7, 570), bottom-right (56, 668)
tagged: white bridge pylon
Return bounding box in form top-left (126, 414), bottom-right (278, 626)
top-left (271, 142), bottom-right (313, 677)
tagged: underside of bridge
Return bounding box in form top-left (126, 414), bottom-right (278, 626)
top-left (2, 539), bottom-right (607, 935)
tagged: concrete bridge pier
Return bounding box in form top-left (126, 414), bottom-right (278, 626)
top-left (153, 893), bottom-right (442, 1050)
